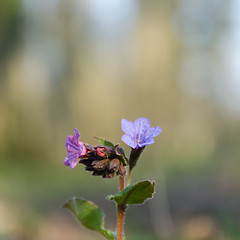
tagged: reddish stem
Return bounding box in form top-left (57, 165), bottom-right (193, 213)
top-left (119, 175), bottom-right (125, 192)
top-left (117, 175), bottom-right (125, 240)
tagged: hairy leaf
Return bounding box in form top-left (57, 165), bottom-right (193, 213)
top-left (63, 197), bottom-right (115, 240)
top-left (108, 180), bottom-right (155, 206)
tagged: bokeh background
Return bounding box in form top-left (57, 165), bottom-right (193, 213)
top-left (1, 0), bottom-right (240, 239)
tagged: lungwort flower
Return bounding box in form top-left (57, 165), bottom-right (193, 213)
top-left (64, 128), bottom-right (87, 169)
top-left (121, 117), bottom-right (162, 149)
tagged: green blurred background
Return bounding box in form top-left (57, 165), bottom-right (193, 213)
top-left (1, 0), bottom-right (240, 239)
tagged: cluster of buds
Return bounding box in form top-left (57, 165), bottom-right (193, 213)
top-left (79, 145), bottom-right (127, 178)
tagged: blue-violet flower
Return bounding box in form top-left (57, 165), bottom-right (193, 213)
top-left (121, 117), bottom-right (162, 149)
top-left (64, 128), bottom-right (87, 170)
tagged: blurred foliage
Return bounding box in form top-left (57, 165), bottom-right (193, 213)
top-left (0, 0), bottom-right (240, 239)
top-left (0, 0), bottom-right (22, 66)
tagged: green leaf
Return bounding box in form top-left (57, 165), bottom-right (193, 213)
top-left (108, 180), bottom-right (155, 206)
top-left (94, 136), bottom-right (115, 148)
top-left (100, 230), bottom-right (116, 240)
top-left (63, 197), bottom-right (115, 240)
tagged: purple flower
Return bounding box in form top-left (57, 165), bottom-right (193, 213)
top-left (64, 128), bottom-right (87, 170)
top-left (121, 118), bottom-right (162, 149)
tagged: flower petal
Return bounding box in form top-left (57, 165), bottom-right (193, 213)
top-left (69, 158), bottom-right (79, 170)
top-left (65, 137), bottom-right (79, 152)
top-left (133, 118), bottom-right (150, 142)
top-left (145, 126), bottom-right (162, 139)
top-left (65, 129), bottom-right (80, 148)
top-left (79, 143), bottom-right (87, 156)
top-left (121, 134), bottom-right (138, 149)
top-left (65, 129), bottom-right (86, 156)
top-left (63, 153), bottom-right (78, 168)
top-left (72, 128), bottom-right (81, 145)
top-left (121, 119), bottom-right (135, 137)
top-left (138, 138), bottom-right (155, 147)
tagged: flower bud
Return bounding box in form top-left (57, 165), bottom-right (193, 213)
top-left (79, 145), bottom-right (126, 179)
top-left (92, 159), bottom-right (111, 170)
top-left (96, 146), bottom-right (115, 158)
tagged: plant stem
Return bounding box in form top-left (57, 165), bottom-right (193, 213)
top-left (117, 175), bottom-right (125, 240)
top-left (119, 175), bottom-right (125, 192)
top-left (126, 168), bottom-right (132, 187)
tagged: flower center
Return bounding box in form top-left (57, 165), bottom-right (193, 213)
top-left (135, 134), bottom-right (143, 143)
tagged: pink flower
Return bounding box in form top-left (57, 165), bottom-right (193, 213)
top-left (64, 129), bottom-right (87, 170)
